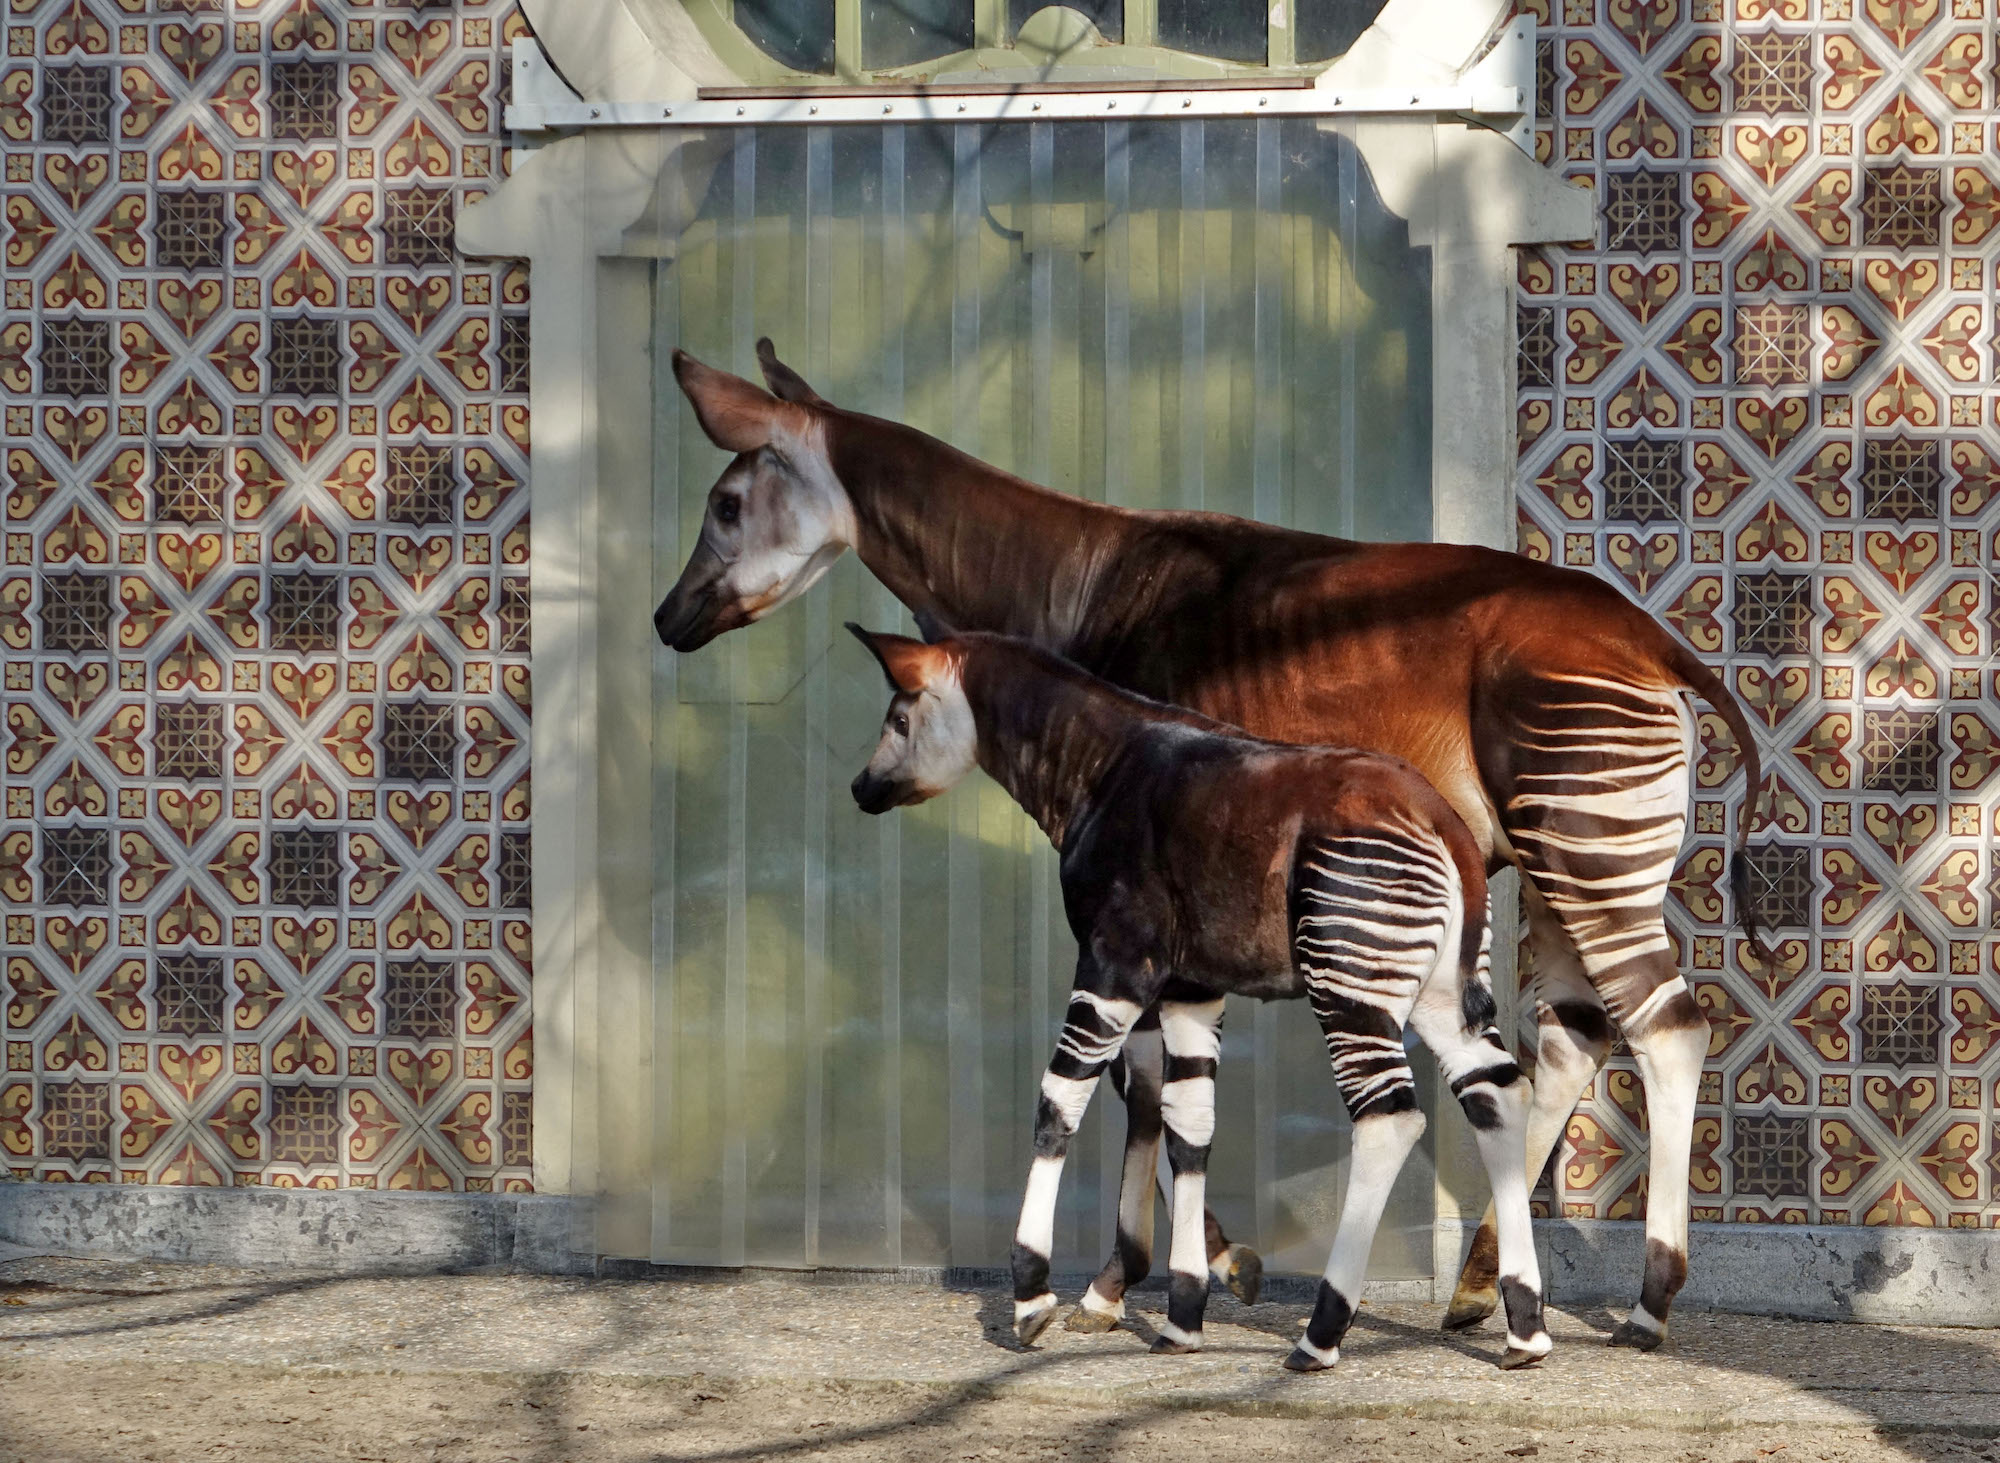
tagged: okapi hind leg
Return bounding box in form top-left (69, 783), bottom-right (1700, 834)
top-left (1605, 970), bottom-right (1708, 1352)
top-left (1012, 986), bottom-right (1144, 1346)
top-left (1285, 1098), bottom-right (1427, 1373)
top-left (1068, 1011), bottom-right (1163, 1334)
top-left (1409, 949), bottom-right (1552, 1369)
top-left (1149, 993), bottom-right (1227, 1355)
top-left (1446, 899), bottom-right (1613, 1332)
top-left (1285, 988), bottom-right (1430, 1373)
top-left (1205, 1207), bottom-right (1263, 1308)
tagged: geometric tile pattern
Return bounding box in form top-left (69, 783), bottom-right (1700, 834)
top-left (3, 0), bottom-right (532, 1193)
top-left (1515, 0), bottom-right (2000, 1229)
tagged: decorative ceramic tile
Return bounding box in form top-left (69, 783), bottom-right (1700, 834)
top-left (1515, 0), bottom-right (2000, 1227)
top-left (1, 0), bottom-right (533, 1194)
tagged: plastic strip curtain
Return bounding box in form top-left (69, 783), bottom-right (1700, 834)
top-left (623, 118), bottom-right (1436, 1273)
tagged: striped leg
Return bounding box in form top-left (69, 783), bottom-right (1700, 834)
top-left (1012, 985), bottom-right (1144, 1346)
top-left (1072, 1015), bottom-right (1262, 1334)
top-left (1410, 917), bottom-right (1551, 1368)
top-left (1607, 973), bottom-right (1707, 1349)
top-left (1286, 980), bottom-right (1427, 1373)
top-left (1149, 994), bottom-right (1227, 1355)
top-left (1446, 892), bottom-right (1613, 1331)
top-left (1480, 671), bottom-right (1706, 1349)
top-left (1283, 828), bottom-right (1453, 1372)
top-left (1069, 1011), bottom-right (1163, 1332)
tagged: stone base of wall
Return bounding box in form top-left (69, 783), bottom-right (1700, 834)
top-left (3, 1181), bottom-right (1992, 1326)
top-left (0, 1180), bottom-right (588, 1277)
top-left (1516, 1217), bottom-right (2000, 1328)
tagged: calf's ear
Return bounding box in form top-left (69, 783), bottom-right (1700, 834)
top-left (756, 337), bottom-right (828, 407)
top-left (673, 349), bottom-right (786, 453)
top-left (846, 622), bottom-right (945, 695)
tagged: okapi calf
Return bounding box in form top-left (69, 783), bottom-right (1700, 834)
top-left (845, 626), bottom-right (1551, 1372)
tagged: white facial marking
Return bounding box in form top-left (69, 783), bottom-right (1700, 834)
top-left (708, 420), bottom-right (857, 624)
top-left (861, 662), bottom-right (978, 803)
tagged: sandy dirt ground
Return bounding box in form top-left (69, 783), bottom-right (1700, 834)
top-left (5, 1359), bottom-right (1996, 1463)
top-left (5, 1258), bottom-right (2000, 1463)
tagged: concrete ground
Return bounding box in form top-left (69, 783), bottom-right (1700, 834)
top-left (3, 1256), bottom-right (1998, 1463)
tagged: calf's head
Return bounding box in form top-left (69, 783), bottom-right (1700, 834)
top-left (653, 346), bottom-right (855, 651)
top-left (847, 624), bottom-right (977, 813)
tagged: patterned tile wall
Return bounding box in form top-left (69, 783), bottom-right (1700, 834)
top-left (1, 0), bottom-right (534, 1191)
top-left (1515, 0), bottom-right (2000, 1225)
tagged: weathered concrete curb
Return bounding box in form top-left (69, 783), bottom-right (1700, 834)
top-left (1519, 1216), bottom-right (2000, 1327)
top-left (0, 1179), bottom-right (591, 1275)
top-left (4, 1180), bottom-right (1995, 1325)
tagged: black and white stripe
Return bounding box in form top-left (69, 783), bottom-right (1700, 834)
top-left (1449, 671), bottom-right (1710, 1349)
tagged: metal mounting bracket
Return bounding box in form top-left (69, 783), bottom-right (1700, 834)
top-left (504, 21), bottom-right (1539, 155)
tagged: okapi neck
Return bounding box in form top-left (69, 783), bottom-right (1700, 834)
top-left (828, 413), bottom-right (1117, 650)
top-left (957, 645), bottom-right (1133, 851)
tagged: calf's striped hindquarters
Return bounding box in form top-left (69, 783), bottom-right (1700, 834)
top-left (845, 627), bottom-right (1549, 1371)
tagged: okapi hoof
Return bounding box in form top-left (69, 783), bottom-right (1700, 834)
top-left (1149, 1334), bottom-right (1200, 1356)
top-left (1282, 1344), bottom-right (1337, 1373)
top-left (1499, 1346), bottom-right (1545, 1371)
top-left (1014, 1297), bottom-right (1059, 1347)
top-left (1606, 1320), bottom-right (1664, 1353)
top-left (1441, 1291), bottom-right (1498, 1332)
top-left (1223, 1244), bottom-right (1263, 1307)
top-left (1064, 1304), bottom-right (1121, 1334)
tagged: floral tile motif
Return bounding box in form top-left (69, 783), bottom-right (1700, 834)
top-left (2, 0), bottom-right (533, 1194)
top-left (1516, 0), bottom-right (2000, 1228)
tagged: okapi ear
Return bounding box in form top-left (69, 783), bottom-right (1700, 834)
top-left (756, 337), bottom-right (827, 407)
top-left (846, 622), bottom-right (942, 695)
top-left (672, 349), bottom-right (784, 454)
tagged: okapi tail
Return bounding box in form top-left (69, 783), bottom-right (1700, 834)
top-left (1436, 817), bottom-right (1497, 1036)
top-left (1662, 641), bottom-right (1775, 967)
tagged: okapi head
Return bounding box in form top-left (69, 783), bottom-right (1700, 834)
top-left (652, 343), bottom-right (855, 651)
top-left (846, 624), bottom-right (976, 814)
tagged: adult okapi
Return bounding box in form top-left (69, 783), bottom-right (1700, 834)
top-left (845, 626), bottom-right (1552, 1370)
top-left (654, 340), bottom-right (1768, 1352)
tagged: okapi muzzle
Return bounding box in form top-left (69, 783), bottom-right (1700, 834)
top-left (849, 767), bottom-right (922, 815)
top-left (652, 542), bottom-right (731, 651)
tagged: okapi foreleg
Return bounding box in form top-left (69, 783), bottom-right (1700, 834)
top-left (1069, 1010), bottom-right (1162, 1333)
top-left (1149, 995), bottom-right (1227, 1355)
top-left (1071, 1009), bottom-right (1260, 1333)
top-left (1012, 987), bottom-right (1144, 1346)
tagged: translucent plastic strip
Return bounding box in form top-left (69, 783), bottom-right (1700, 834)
top-left (878, 123), bottom-right (907, 1269)
top-left (649, 225), bottom-right (683, 1262)
top-left (1250, 116), bottom-right (1283, 1247)
top-left (946, 122), bottom-right (989, 1261)
top-left (800, 124), bottom-right (835, 1266)
top-left (1336, 134), bottom-right (1359, 539)
top-left (1177, 121), bottom-right (1204, 512)
top-left (721, 128), bottom-right (757, 1268)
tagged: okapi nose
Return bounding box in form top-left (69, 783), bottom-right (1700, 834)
top-left (850, 770), bottom-right (888, 813)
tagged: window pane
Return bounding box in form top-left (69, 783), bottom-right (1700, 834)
top-left (737, 0), bottom-right (836, 73)
top-left (1008, 0), bottom-right (1122, 43)
top-left (864, 0), bottom-right (976, 68)
top-left (1158, 0), bottom-right (1264, 62)
top-left (1296, 0), bottom-right (1389, 62)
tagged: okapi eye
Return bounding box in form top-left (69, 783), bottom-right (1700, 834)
top-left (892, 713), bottom-right (909, 737)
top-left (714, 496), bottom-right (740, 526)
